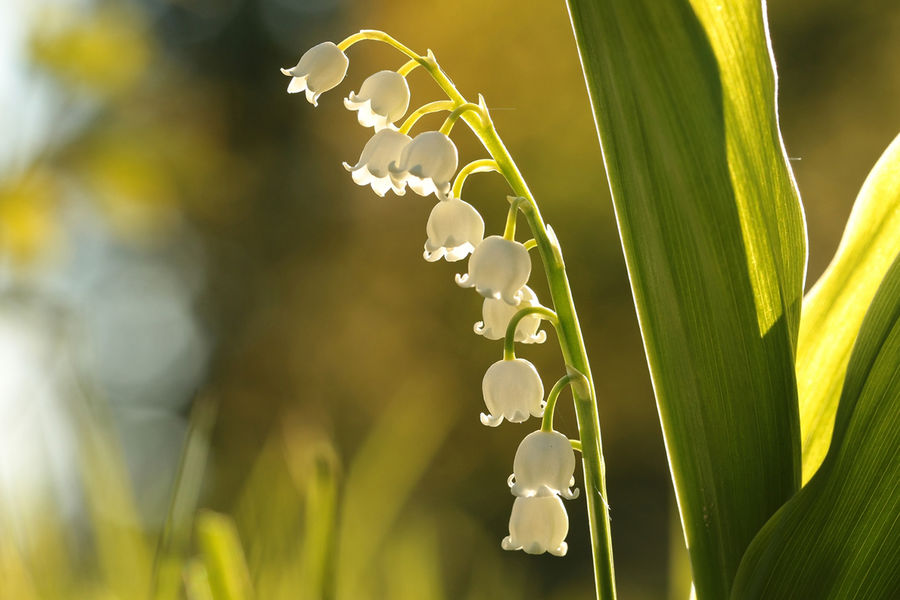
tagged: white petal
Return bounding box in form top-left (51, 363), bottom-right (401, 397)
top-left (344, 70), bottom-right (410, 130)
top-left (481, 358), bottom-right (544, 426)
top-left (461, 236), bottom-right (531, 303)
top-left (390, 132), bottom-right (458, 199)
top-left (422, 198), bottom-right (484, 263)
top-left (510, 430), bottom-right (578, 499)
top-left (503, 496), bottom-right (569, 556)
top-left (286, 75), bottom-right (309, 94)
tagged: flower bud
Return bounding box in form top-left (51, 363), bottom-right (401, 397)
top-left (343, 130), bottom-right (412, 197)
top-left (344, 70), bottom-right (411, 131)
top-left (423, 197), bottom-right (484, 262)
top-left (508, 430), bottom-right (579, 499)
top-left (456, 236), bottom-right (531, 305)
top-left (281, 41), bottom-right (349, 106)
top-left (388, 131), bottom-right (458, 198)
top-left (501, 495), bottom-right (569, 556)
top-left (481, 358), bottom-right (544, 427)
top-left (474, 285), bottom-right (546, 343)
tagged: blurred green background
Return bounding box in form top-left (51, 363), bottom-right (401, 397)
top-left (1, 1), bottom-right (898, 598)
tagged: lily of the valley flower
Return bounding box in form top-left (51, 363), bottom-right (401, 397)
top-left (501, 495), bottom-right (569, 556)
top-left (456, 236), bottom-right (531, 305)
top-left (343, 129), bottom-right (412, 196)
top-left (281, 42), bottom-right (349, 106)
top-left (423, 197), bottom-right (484, 262)
top-left (474, 285), bottom-right (546, 343)
top-left (344, 70), bottom-right (411, 131)
top-left (388, 131), bottom-right (458, 198)
top-left (481, 358), bottom-right (544, 427)
top-left (508, 429), bottom-right (579, 499)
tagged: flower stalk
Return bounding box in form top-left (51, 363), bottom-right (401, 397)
top-left (311, 29), bottom-right (618, 599)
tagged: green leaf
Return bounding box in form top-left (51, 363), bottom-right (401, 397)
top-left (565, 1), bottom-right (806, 597)
top-left (733, 251), bottom-right (900, 599)
top-left (797, 132), bottom-right (900, 480)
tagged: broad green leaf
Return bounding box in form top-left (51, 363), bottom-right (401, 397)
top-left (565, 1), bottom-right (806, 597)
top-left (733, 251), bottom-right (900, 599)
top-left (797, 132), bottom-right (900, 481)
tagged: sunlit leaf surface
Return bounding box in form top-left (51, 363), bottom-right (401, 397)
top-left (797, 132), bottom-right (900, 480)
top-left (566, 0), bottom-right (806, 597)
top-left (733, 252), bottom-right (900, 599)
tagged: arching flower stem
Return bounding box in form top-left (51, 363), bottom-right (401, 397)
top-left (397, 58), bottom-right (420, 77)
top-left (398, 100), bottom-right (456, 135)
top-left (524, 238), bottom-right (538, 251)
top-left (503, 196), bottom-right (528, 240)
top-left (438, 103), bottom-right (485, 135)
top-left (541, 373), bottom-right (579, 433)
top-left (451, 159), bottom-right (500, 198)
top-left (339, 30), bottom-right (617, 600)
top-left (503, 306), bottom-right (558, 361)
top-left (570, 439), bottom-right (583, 453)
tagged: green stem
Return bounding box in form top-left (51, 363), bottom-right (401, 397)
top-left (451, 159), bottom-right (500, 198)
top-left (542, 374), bottom-right (578, 432)
top-left (570, 439), bottom-right (583, 453)
top-left (503, 306), bottom-right (558, 360)
top-left (524, 239), bottom-right (538, 251)
top-left (438, 102), bottom-right (484, 135)
top-left (398, 100), bottom-right (456, 135)
top-left (337, 30), bottom-right (618, 600)
top-left (397, 59), bottom-right (420, 77)
top-left (503, 196), bottom-right (527, 240)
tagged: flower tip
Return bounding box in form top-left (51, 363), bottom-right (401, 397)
top-left (473, 321), bottom-right (486, 336)
top-left (549, 543), bottom-right (568, 557)
top-left (280, 67), bottom-right (293, 77)
top-left (455, 273), bottom-right (472, 288)
top-left (561, 487), bottom-right (580, 500)
top-left (501, 536), bottom-right (518, 551)
top-left (480, 412), bottom-right (503, 427)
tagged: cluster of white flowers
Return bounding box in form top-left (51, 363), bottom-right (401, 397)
top-left (283, 39), bottom-right (580, 558)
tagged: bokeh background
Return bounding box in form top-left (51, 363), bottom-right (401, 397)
top-left (1, 0), bottom-right (899, 598)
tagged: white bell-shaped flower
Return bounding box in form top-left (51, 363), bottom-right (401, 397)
top-left (423, 197), bottom-right (484, 262)
top-left (281, 42), bottom-right (349, 106)
top-left (343, 130), bottom-right (412, 197)
top-left (508, 430), bottom-right (579, 500)
top-left (480, 358), bottom-right (544, 427)
top-left (474, 285), bottom-right (546, 343)
top-left (388, 131), bottom-right (458, 198)
top-left (344, 70), bottom-right (411, 131)
top-left (501, 495), bottom-right (569, 556)
top-left (456, 236), bottom-right (531, 305)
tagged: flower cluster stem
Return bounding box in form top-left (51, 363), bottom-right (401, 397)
top-left (463, 78), bottom-right (618, 600)
top-left (338, 30), bottom-right (618, 600)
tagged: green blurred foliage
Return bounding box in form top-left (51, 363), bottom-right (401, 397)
top-left (0, 0), bottom-right (898, 599)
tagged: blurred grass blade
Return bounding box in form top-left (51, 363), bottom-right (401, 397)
top-left (797, 132), bottom-right (900, 481)
top-left (733, 251), bottom-right (900, 599)
top-left (566, 0), bottom-right (806, 597)
top-left (184, 559), bottom-right (214, 600)
top-left (335, 378), bottom-right (459, 600)
top-left (196, 511), bottom-right (255, 600)
top-left (153, 396), bottom-right (217, 600)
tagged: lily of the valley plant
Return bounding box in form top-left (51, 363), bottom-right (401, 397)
top-left (282, 31), bottom-right (617, 597)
